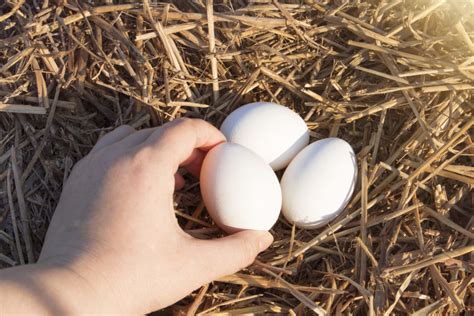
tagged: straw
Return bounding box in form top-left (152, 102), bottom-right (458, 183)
top-left (0, 1), bottom-right (472, 314)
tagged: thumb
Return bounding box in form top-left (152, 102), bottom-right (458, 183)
top-left (189, 230), bottom-right (273, 282)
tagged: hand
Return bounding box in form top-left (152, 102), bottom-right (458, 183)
top-left (0, 119), bottom-right (273, 315)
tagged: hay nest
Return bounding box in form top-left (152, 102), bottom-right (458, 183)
top-left (0, 1), bottom-right (473, 315)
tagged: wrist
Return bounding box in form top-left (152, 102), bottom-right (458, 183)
top-left (0, 262), bottom-right (100, 314)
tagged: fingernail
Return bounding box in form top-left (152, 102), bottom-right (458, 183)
top-left (258, 232), bottom-right (274, 252)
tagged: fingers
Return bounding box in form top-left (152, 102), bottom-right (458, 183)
top-left (93, 120), bottom-right (222, 192)
top-left (141, 118), bottom-right (225, 172)
top-left (90, 125), bottom-right (136, 154)
top-left (94, 120), bottom-right (222, 190)
top-left (188, 231), bottom-right (273, 283)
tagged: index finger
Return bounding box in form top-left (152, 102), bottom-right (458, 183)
top-left (141, 118), bottom-right (226, 171)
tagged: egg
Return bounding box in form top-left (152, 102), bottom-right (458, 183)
top-left (200, 142), bottom-right (282, 232)
top-left (280, 138), bottom-right (357, 229)
top-left (220, 102), bottom-right (309, 170)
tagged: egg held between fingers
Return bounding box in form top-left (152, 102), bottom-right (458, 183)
top-left (200, 142), bottom-right (282, 233)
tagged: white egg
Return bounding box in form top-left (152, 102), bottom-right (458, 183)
top-left (281, 138), bottom-right (357, 229)
top-left (220, 102), bottom-right (309, 171)
top-left (200, 142), bottom-right (282, 232)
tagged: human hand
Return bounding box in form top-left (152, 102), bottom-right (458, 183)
top-left (31, 118), bottom-right (273, 314)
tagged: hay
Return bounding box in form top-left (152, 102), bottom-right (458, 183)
top-left (0, 0), bottom-right (473, 314)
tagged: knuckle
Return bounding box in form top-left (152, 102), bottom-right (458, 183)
top-left (164, 117), bottom-right (195, 134)
top-left (158, 125), bottom-right (183, 145)
top-left (159, 124), bottom-right (177, 140)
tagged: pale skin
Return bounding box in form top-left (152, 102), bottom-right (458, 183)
top-left (0, 118), bottom-right (273, 315)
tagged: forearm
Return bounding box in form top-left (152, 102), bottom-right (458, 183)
top-left (0, 264), bottom-right (88, 315)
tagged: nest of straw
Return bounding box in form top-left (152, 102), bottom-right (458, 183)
top-left (0, 0), bottom-right (473, 314)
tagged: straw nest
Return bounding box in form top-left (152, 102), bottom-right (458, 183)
top-left (0, 1), bottom-right (473, 315)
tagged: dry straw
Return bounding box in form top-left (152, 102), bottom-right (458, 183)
top-left (0, 0), bottom-right (473, 315)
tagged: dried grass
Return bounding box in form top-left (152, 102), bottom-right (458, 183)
top-left (0, 1), bottom-right (473, 315)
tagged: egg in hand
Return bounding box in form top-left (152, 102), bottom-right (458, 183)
top-left (200, 142), bottom-right (282, 232)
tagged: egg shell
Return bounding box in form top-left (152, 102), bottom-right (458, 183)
top-left (200, 142), bottom-right (282, 232)
top-left (281, 137), bottom-right (357, 229)
top-left (220, 102), bottom-right (309, 171)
